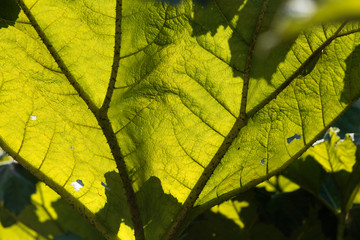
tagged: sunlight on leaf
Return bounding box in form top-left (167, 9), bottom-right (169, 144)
top-left (308, 127), bottom-right (356, 172)
top-left (257, 175), bottom-right (300, 193)
top-left (0, 0), bottom-right (360, 239)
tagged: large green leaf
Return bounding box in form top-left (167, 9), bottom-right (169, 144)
top-left (1, 0), bottom-right (360, 239)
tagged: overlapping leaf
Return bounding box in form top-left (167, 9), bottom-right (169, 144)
top-left (1, 0), bottom-right (360, 239)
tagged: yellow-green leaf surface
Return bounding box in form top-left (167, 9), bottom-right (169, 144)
top-left (308, 128), bottom-right (357, 172)
top-left (1, 0), bottom-right (360, 239)
top-left (257, 175), bottom-right (300, 193)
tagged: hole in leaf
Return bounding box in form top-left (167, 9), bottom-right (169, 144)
top-left (286, 134), bottom-right (301, 144)
top-left (30, 116), bottom-right (37, 121)
top-left (312, 139), bottom-right (325, 146)
top-left (101, 182), bottom-right (111, 191)
top-left (261, 158), bottom-right (265, 165)
top-left (70, 179), bottom-right (84, 191)
top-left (348, 133), bottom-right (355, 142)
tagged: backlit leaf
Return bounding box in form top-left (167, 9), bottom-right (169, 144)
top-left (0, 0), bottom-right (360, 239)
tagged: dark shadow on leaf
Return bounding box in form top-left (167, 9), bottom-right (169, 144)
top-left (53, 232), bottom-right (84, 240)
top-left (284, 152), bottom-right (360, 215)
top-left (0, 207), bottom-right (17, 227)
top-left (334, 99), bottom-right (360, 138)
top-left (50, 197), bottom-right (105, 240)
top-left (1, 164), bottom-right (104, 240)
top-left (265, 189), bottom-right (314, 237)
top-left (0, 163), bottom-right (37, 215)
top-left (0, 196), bottom-right (62, 237)
top-left (95, 171), bottom-right (132, 236)
top-left (182, 187), bottom-right (334, 240)
top-left (283, 155), bottom-right (328, 194)
top-left (189, 0), bottom-right (294, 82)
top-left (342, 44), bottom-right (360, 104)
top-left (95, 171), bottom-right (181, 240)
top-left (345, 205), bottom-right (360, 239)
top-left (181, 209), bottom-right (243, 239)
top-left (0, 0), bottom-right (20, 29)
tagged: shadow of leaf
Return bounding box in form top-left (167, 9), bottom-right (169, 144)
top-left (0, 0), bottom-right (20, 29)
top-left (189, 0), bottom-right (292, 81)
top-left (50, 196), bottom-right (105, 240)
top-left (95, 172), bottom-right (181, 240)
top-left (342, 44), bottom-right (360, 104)
top-left (95, 171), bottom-right (132, 236)
top-left (0, 164), bottom-right (37, 215)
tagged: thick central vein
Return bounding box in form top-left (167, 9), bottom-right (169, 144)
top-left (162, 1), bottom-right (269, 239)
top-left (97, 1), bottom-right (145, 240)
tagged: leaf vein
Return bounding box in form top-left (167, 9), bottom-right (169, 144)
top-left (37, 129), bottom-right (56, 170)
top-left (173, 127), bottom-right (206, 169)
top-left (184, 72), bottom-right (237, 118)
top-left (195, 38), bottom-right (245, 75)
top-left (16, 0), bottom-right (99, 115)
top-left (247, 22), bottom-right (348, 119)
top-left (213, 0), bottom-right (250, 46)
top-left (178, 95), bottom-right (226, 138)
top-left (162, 1), bottom-right (270, 238)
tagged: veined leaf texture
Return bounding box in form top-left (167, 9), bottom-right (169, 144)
top-left (0, 0), bottom-right (360, 239)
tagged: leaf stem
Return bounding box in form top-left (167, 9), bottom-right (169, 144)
top-left (162, 1), bottom-right (269, 239)
top-left (337, 212), bottom-right (346, 240)
top-left (337, 147), bottom-right (360, 240)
